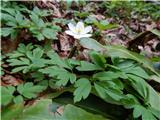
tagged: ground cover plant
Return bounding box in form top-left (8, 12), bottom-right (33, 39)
top-left (1, 1), bottom-right (160, 120)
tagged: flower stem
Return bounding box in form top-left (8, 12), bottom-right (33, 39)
top-left (68, 45), bottom-right (77, 58)
top-left (68, 40), bottom-right (81, 58)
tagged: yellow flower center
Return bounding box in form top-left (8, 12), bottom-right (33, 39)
top-left (75, 28), bottom-right (82, 33)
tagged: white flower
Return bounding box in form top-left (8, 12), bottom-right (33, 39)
top-left (65, 21), bottom-right (92, 39)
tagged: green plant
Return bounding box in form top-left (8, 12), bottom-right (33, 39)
top-left (101, 1), bottom-right (160, 20)
top-left (85, 16), bottom-right (119, 31)
top-left (1, 82), bottom-right (44, 106)
top-left (7, 43), bottom-right (47, 73)
top-left (5, 39), bottom-right (160, 119)
top-left (1, 3), bottom-right (61, 41)
top-left (2, 1), bottom-right (160, 120)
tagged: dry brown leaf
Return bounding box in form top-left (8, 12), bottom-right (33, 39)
top-left (59, 33), bottom-right (72, 52)
top-left (2, 75), bottom-right (23, 86)
top-left (90, 14), bottom-right (105, 21)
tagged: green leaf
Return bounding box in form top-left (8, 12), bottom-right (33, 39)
top-left (1, 13), bottom-right (15, 22)
top-left (76, 61), bottom-right (103, 71)
top-left (15, 11), bottom-right (24, 24)
top-left (79, 38), bottom-right (105, 51)
top-left (7, 58), bottom-right (30, 66)
top-left (93, 71), bottom-right (123, 81)
top-left (7, 45), bottom-right (47, 73)
top-left (11, 29), bottom-right (18, 40)
top-left (17, 82), bottom-right (44, 99)
top-left (94, 20), bottom-right (118, 31)
top-left (35, 33), bottom-right (45, 41)
top-left (52, 94), bottom-right (127, 120)
top-left (33, 7), bottom-right (50, 17)
top-left (42, 28), bottom-right (57, 39)
top-left (30, 13), bottom-right (39, 24)
top-left (74, 78), bottom-right (91, 102)
top-left (59, 104), bottom-right (107, 120)
top-left (121, 66), bottom-right (149, 79)
top-left (2, 103), bottom-right (24, 120)
top-left (38, 80), bottom-right (48, 90)
top-left (39, 66), bottom-right (76, 86)
top-left (128, 74), bottom-right (149, 100)
top-left (13, 95), bottom-right (24, 104)
top-left (47, 50), bottom-right (71, 69)
top-left (151, 29), bottom-right (160, 37)
top-left (12, 66), bottom-right (29, 73)
top-left (89, 51), bottom-right (106, 68)
top-left (14, 99), bottom-right (107, 120)
top-left (31, 72), bottom-right (44, 81)
top-left (17, 43), bottom-right (34, 54)
top-left (150, 75), bottom-right (160, 84)
top-left (94, 82), bottom-right (124, 105)
top-left (1, 27), bottom-right (13, 37)
top-left (120, 94), bottom-right (140, 109)
top-left (32, 48), bottom-right (44, 58)
top-left (128, 74), bottom-right (160, 111)
top-left (150, 107), bottom-right (160, 119)
top-left (56, 72), bottom-right (76, 86)
top-left (133, 105), bottom-right (157, 120)
top-left (105, 45), bottom-right (160, 77)
top-left (16, 99), bottom-right (55, 120)
top-left (1, 86), bottom-right (15, 105)
top-left (133, 105), bottom-right (144, 118)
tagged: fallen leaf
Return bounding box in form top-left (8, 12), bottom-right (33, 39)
top-left (2, 75), bottom-right (23, 86)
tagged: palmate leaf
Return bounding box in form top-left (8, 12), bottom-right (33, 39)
top-left (74, 78), bottom-right (91, 102)
top-left (89, 51), bottom-right (106, 68)
top-left (1, 86), bottom-right (15, 106)
top-left (127, 74), bottom-right (160, 111)
top-left (42, 28), bottom-right (57, 39)
top-left (39, 66), bottom-right (76, 86)
top-left (122, 66), bottom-right (149, 79)
top-left (116, 61), bottom-right (149, 79)
top-left (17, 82), bottom-right (44, 99)
top-left (94, 82), bottom-right (124, 105)
top-left (76, 61), bottom-right (103, 71)
top-left (7, 45), bottom-right (47, 73)
top-left (93, 19), bottom-right (119, 31)
top-left (13, 95), bottom-right (24, 104)
top-left (133, 105), bottom-right (159, 120)
top-left (105, 45), bottom-right (160, 77)
top-left (93, 71), bottom-right (125, 81)
top-left (47, 51), bottom-right (71, 69)
top-left (0, 27), bottom-right (13, 37)
top-left (79, 38), bottom-right (159, 78)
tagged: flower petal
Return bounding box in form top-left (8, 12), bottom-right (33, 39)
top-left (65, 30), bottom-right (76, 36)
top-left (76, 21), bottom-right (84, 32)
top-left (73, 34), bottom-right (82, 39)
top-left (68, 23), bottom-right (76, 33)
top-left (79, 34), bottom-right (92, 38)
top-left (82, 26), bottom-right (92, 34)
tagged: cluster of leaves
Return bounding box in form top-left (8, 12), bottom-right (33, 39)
top-left (2, 99), bottom-right (107, 120)
top-left (7, 43), bottom-right (46, 73)
top-left (4, 41), bottom-right (160, 119)
top-left (1, 2), bottom-right (61, 41)
top-left (1, 1), bottom-right (160, 120)
top-left (101, 1), bottom-right (160, 20)
top-left (1, 82), bottom-right (44, 105)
